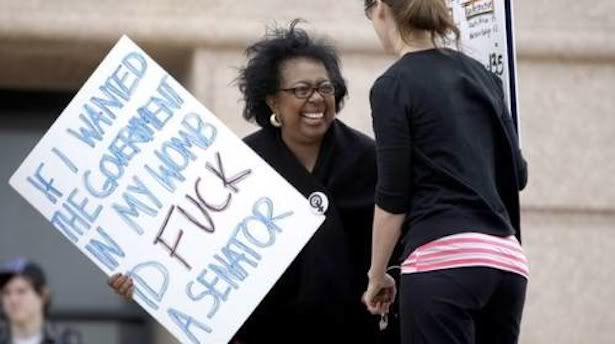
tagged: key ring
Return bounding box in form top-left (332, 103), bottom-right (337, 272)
top-left (379, 313), bottom-right (389, 331)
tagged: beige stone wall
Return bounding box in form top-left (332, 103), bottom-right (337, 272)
top-left (1, 1), bottom-right (613, 343)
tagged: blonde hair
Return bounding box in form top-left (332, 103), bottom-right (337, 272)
top-left (383, 0), bottom-right (460, 48)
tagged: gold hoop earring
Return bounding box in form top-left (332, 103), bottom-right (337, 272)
top-left (270, 113), bottom-right (282, 128)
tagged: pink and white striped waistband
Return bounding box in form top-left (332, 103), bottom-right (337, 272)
top-left (401, 232), bottom-right (529, 279)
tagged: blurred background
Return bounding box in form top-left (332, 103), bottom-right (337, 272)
top-left (0, 1), bottom-right (613, 343)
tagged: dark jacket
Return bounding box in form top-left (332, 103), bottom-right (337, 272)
top-left (0, 321), bottom-right (82, 344)
top-left (234, 120), bottom-right (389, 343)
top-left (370, 49), bottom-right (528, 260)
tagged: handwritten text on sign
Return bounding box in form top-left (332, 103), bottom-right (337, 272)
top-left (9, 36), bottom-right (325, 344)
top-left (447, 0), bottom-right (517, 113)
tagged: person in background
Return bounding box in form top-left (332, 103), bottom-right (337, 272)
top-left (0, 257), bottom-right (83, 344)
top-left (109, 19), bottom-right (398, 343)
top-left (361, 1), bottom-right (529, 343)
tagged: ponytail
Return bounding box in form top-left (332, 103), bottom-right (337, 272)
top-left (385, 0), bottom-right (460, 48)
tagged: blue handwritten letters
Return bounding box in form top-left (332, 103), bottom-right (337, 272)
top-left (174, 198), bottom-right (293, 343)
top-left (66, 52), bottom-right (147, 148)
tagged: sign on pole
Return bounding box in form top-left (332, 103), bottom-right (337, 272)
top-left (9, 36), bottom-right (325, 344)
top-left (448, 0), bottom-right (520, 129)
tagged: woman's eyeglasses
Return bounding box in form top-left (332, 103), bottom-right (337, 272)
top-left (280, 82), bottom-right (336, 99)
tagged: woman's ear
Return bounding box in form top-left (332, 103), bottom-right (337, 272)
top-left (266, 95), bottom-right (278, 114)
top-left (375, 0), bottom-right (386, 20)
top-left (40, 286), bottom-right (51, 310)
top-left (41, 287), bottom-right (50, 302)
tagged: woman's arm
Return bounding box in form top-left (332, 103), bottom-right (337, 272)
top-left (363, 205), bottom-right (404, 315)
top-left (363, 75), bottom-right (411, 314)
top-left (368, 205), bottom-right (404, 280)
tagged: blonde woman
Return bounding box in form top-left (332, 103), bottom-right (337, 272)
top-left (361, 1), bottom-right (529, 343)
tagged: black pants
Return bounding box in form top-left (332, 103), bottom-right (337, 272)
top-left (399, 267), bottom-right (527, 344)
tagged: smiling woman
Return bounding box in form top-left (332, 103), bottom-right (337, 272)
top-left (237, 19), bottom-right (348, 172)
top-left (265, 57), bottom-right (337, 169)
top-left (232, 19), bottom-right (393, 343)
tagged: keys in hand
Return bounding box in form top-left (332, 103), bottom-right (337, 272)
top-left (379, 313), bottom-right (388, 331)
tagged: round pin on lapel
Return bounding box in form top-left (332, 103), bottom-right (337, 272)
top-left (308, 192), bottom-right (328, 215)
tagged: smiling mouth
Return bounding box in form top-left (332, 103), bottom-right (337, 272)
top-left (302, 112), bottom-right (324, 119)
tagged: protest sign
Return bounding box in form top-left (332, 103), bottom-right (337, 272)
top-left (9, 36), bottom-right (325, 344)
top-left (448, 0), bottom-right (520, 126)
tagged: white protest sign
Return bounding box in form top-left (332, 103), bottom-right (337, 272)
top-left (9, 36), bottom-right (325, 344)
top-left (448, 0), bottom-right (520, 125)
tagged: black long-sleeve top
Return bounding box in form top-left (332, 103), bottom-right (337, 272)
top-left (370, 48), bottom-right (528, 259)
top-left (235, 120), bottom-right (386, 343)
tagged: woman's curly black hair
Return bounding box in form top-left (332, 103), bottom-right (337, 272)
top-left (237, 19), bottom-right (348, 129)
